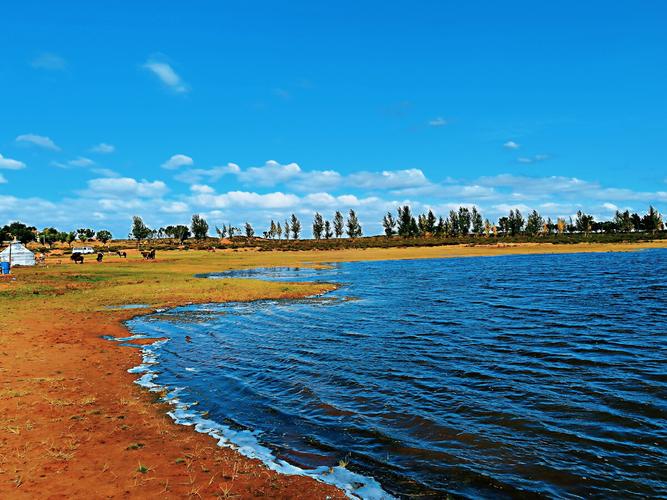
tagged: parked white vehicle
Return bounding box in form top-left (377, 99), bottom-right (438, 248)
top-left (72, 246), bottom-right (95, 254)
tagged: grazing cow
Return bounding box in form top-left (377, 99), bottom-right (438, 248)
top-left (116, 251), bottom-right (127, 258)
top-left (141, 249), bottom-right (156, 260)
top-left (70, 253), bottom-right (84, 264)
top-left (96, 253), bottom-right (103, 262)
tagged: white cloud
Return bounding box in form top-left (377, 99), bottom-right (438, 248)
top-left (174, 163), bottom-right (240, 184)
top-left (162, 154), bottom-right (194, 169)
top-left (518, 154), bottom-right (549, 164)
top-left (143, 58), bottom-right (189, 93)
top-left (602, 202), bottom-right (619, 211)
top-left (160, 201), bottom-right (189, 213)
top-left (86, 177), bottom-right (168, 198)
top-left (503, 140), bottom-right (520, 149)
top-left (237, 160), bottom-right (302, 186)
top-left (16, 134), bottom-right (60, 151)
top-left (428, 117), bottom-right (448, 127)
top-left (492, 203), bottom-right (533, 214)
top-left (31, 53), bottom-right (66, 70)
top-left (0, 154), bottom-right (26, 170)
top-left (52, 157), bottom-right (100, 170)
top-left (348, 169), bottom-right (429, 190)
top-left (173, 160), bottom-right (432, 195)
top-left (91, 168), bottom-right (119, 178)
top-left (68, 156), bottom-right (95, 167)
top-left (193, 191), bottom-right (300, 209)
top-left (190, 184), bottom-right (215, 194)
top-left (0, 174), bottom-right (6, 184)
top-left (90, 143), bottom-right (115, 154)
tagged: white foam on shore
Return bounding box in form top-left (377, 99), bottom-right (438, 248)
top-left (119, 336), bottom-right (393, 500)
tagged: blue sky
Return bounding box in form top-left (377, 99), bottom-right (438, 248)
top-left (1, 1), bottom-right (666, 236)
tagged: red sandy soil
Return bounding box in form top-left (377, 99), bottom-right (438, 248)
top-left (0, 260), bottom-right (345, 499)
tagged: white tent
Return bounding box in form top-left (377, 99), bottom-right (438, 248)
top-left (0, 242), bottom-right (36, 266)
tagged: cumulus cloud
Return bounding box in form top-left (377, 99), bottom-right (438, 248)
top-left (143, 57), bottom-right (189, 93)
top-left (191, 191), bottom-right (300, 209)
top-left (503, 141), bottom-right (520, 149)
top-left (90, 143), bottom-right (115, 154)
top-left (237, 160), bottom-right (302, 186)
top-left (16, 134), bottom-right (60, 151)
top-left (190, 184), bottom-right (215, 194)
top-left (86, 177), bottom-right (168, 198)
top-left (31, 53), bottom-right (66, 70)
top-left (428, 117), bottom-right (448, 127)
top-left (0, 154), bottom-right (26, 170)
top-left (348, 169), bottom-right (429, 190)
top-left (172, 159), bottom-right (433, 195)
top-left (162, 154), bottom-right (194, 169)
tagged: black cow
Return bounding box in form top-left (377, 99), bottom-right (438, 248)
top-left (70, 253), bottom-right (84, 264)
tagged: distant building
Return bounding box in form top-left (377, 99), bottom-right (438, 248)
top-left (0, 241), bottom-right (36, 266)
top-left (72, 247), bottom-right (95, 254)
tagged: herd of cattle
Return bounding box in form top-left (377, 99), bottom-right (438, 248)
top-left (69, 249), bottom-right (152, 264)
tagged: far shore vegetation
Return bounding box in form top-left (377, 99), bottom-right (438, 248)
top-left (1, 205), bottom-right (665, 254)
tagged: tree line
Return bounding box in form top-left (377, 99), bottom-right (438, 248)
top-left (0, 221), bottom-right (113, 246)
top-left (1, 205), bottom-right (664, 248)
top-left (127, 210), bottom-right (363, 246)
top-left (381, 205), bottom-right (664, 238)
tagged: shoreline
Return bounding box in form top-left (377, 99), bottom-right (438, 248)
top-left (2, 241), bottom-right (666, 497)
top-left (114, 304), bottom-right (390, 499)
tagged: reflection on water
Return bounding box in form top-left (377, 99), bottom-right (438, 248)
top-left (127, 250), bottom-right (667, 498)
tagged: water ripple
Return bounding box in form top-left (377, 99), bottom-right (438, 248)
top-left (126, 250), bottom-right (667, 499)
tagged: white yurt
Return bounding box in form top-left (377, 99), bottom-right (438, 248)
top-left (0, 241), bottom-right (36, 266)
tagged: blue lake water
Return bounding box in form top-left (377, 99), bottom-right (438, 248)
top-left (125, 250), bottom-right (667, 498)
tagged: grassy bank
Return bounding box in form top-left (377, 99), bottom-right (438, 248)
top-left (1, 240), bottom-right (666, 497)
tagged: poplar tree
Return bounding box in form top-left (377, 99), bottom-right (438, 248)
top-left (382, 212), bottom-right (396, 237)
top-left (397, 205), bottom-right (414, 237)
top-left (346, 209), bottom-right (362, 238)
top-left (448, 210), bottom-right (459, 236)
top-left (324, 220), bottom-right (333, 239)
top-left (525, 210), bottom-right (544, 235)
top-left (458, 207), bottom-right (471, 235)
top-left (244, 222), bottom-right (254, 238)
top-left (290, 214), bottom-right (301, 240)
top-left (426, 210), bottom-right (437, 234)
top-left (312, 212), bottom-right (324, 239)
top-left (333, 211), bottom-right (344, 238)
top-left (471, 207), bottom-right (483, 235)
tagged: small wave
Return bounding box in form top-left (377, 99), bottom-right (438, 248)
top-left (111, 334), bottom-right (393, 500)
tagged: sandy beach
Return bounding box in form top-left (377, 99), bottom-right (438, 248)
top-left (2, 240), bottom-right (666, 498)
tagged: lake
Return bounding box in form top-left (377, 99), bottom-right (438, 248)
top-left (123, 250), bottom-right (667, 498)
